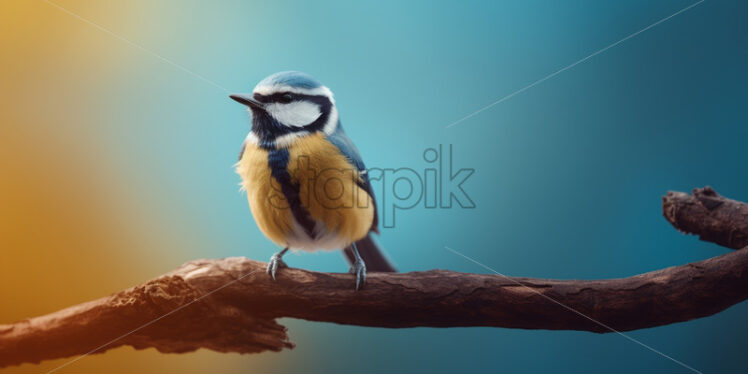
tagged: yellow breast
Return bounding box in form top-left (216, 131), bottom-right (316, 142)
top-left (235, 141), bottom-right (294, 247)
top-left (236, 133), bottom-right (374, 250)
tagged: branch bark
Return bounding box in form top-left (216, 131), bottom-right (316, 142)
top-left (663, 186), bottom-right (748, 249)
top-left (1, 186), bottom-right (747, 368)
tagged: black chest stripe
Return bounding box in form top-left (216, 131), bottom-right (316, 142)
top-left (267, 148), bottom-right (317, 239)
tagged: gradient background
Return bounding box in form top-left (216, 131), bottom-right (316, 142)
top-left (1, 0), bottom-right (747, 373)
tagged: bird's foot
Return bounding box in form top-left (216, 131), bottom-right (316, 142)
top-left (349, 258), bottom-right (367, 291)
top-left (266, 252), bottom-right (288, 281)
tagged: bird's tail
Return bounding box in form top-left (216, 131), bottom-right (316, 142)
top-left (343, 234), bottom-right (397, 272)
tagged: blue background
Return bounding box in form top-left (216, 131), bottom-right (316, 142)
top-left (6, 0), bottom-right (747, 373)
top-left (133, 0), bottom-right (748, 372)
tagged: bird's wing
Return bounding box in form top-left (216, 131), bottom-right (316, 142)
top-left (324, 124), bottom-right (378, 232)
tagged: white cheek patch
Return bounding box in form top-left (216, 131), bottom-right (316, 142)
top-left (265, 101), bottom-right (322, 128)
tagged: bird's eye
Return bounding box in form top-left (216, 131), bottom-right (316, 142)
top-left (278, 93), bottom-right (293, 104)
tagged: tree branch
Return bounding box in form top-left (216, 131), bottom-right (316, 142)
top-left (2, 187), bottom-right (747, 368)
top-left (663, 186), bottom-right (748, 249)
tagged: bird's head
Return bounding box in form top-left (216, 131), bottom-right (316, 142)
top-left (230, 71), bottom-right (338, 148)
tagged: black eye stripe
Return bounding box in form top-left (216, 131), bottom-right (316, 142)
top-left (253, 92), bottom-right (294, 103)
top-left (254, 92), bottom-right (331, 104)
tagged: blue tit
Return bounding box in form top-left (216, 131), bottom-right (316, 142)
top-left (230, 71), bottom-right (396, 290)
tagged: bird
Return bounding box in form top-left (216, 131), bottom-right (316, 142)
top-left (230, 71), bottom-right (396, 290)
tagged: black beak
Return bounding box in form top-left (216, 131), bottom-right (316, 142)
top-left (229, 93), bottom-right (265, 110)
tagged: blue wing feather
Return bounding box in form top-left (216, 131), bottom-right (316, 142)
top-left (325, 124), bottom-right (378, 232)
top-left (326, 124), bottom-right (365, 170)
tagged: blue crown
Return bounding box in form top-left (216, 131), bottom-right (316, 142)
top-left (256, 71), bottom-right (323, 89)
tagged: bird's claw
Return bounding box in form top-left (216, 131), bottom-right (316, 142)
top-left (266, 253), bottom-right (287, 281)
top-left (350, 258), bottom-right (366, 290)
